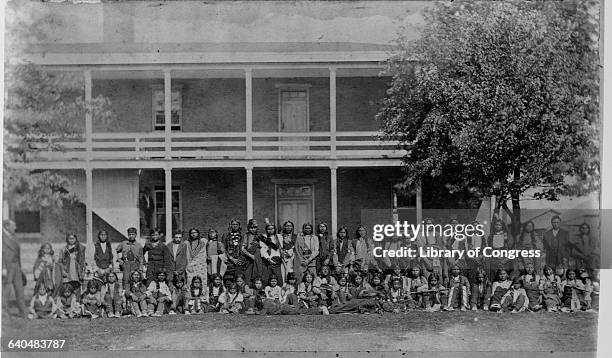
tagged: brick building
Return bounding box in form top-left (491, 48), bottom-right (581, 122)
top-left (13, 1), bottom-right (445, 257)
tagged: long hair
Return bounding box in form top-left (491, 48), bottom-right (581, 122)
top-left (337, 225), bottom-right (349, 240)
top-left (228, 218), bottom-right (241, 232)
top-left (37, 242), bottom-right (54, 258)
top-left (97, 230), bottom-right (112, 251)
top-left (519, 221), bottom-right (537, 248)
top-left (317, 222), bottom-right (328, 235)
top-left (355, 224), bottom-right (367, 238)
top-left (188, 228), bottom-right (200, 240)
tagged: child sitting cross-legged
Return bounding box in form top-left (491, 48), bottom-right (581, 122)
top-left (28, 284), bottom-right (57, 320)
top-left (421, 273), bottom-right (447, 312)
top-left (147, 271), bottom-right (172, 317)
top-left (81, 280), bottom-right (103, 319)
top-left (170, 276), bottom-right (189, 315)
top-left (125, 270), bottom-right (149, 317)
top-left (500, 278), bottom-right (529, 313)
top-left (55, 283), bottom-right (80, 319)
top-left (186, 276), bottom-right (208, 314)
top-left (219, 282), bottom-right (244, 314)
top-left (101, 272), bottom-right (124, 318)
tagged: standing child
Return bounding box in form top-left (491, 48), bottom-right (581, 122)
top-left (520, 263), bottom-right (542, 311)
top-left (207, 228), bottom-right (226, 277)
top-left (208, 273), bottom-right (225, 312)
top-left (444, 264), bottom-right (470, 311)
top-left (101, 272), bottom-right (124, 318)
top-left (94, 230), bottom-right (114, 278)
top-left (143, 228), bottom-right (173, 284)
top-left (116, 227), bottom-right (144, 290)
top-left (167, 230), bottom-right (188, 284)
top-left (28, 284), bottom-right (57, 320)
top-left (500, 278), bottom-right (529, 313)
top-left (147, 271), bottom-right (172, 316)
top-left (540, 265), bottom-right (562, 312)
top-left (81, 280), bottom-right (103, 319)
top-left (55, 283), bottom-right (80, 319)
top-left (169, 277), bottom-right (188, 314)
top-left (33, 243), bottom-right (60, 295)
top-left (470, 270), bottom-right (492, 311)
top-left (186, 276), bottom-right (208, 314)
top-left (125, 270), bottom-right (149, 317)
top-left (489, 269), bottom-right (512, 311)
top-left (219, 282), bottom-right (244, 314)
top-left (422, 274), bottom-right (447, 312)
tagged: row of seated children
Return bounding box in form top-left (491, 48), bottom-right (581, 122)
top-left (27, 262), bottom-right (599, 319)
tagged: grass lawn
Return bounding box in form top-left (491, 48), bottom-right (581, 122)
top-left (1, 310), bottom-right (598, 353)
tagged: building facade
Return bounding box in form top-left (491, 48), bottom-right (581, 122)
top-left (13, 1), bottom-right (438, 257)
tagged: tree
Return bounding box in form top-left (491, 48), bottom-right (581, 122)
top-left (377, 1), bottom-right (600, 235)
top-left (3, 1), bottom-right (115, 212)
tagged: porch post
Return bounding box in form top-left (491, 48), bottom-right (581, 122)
top-left (416, 185), bottom-right (423, 224)
top-left (245, 68), bottom-right (253, 158)
top-left (164, 69), bottom-right (172, 159)
top-left (330, 164), bottom-right (338, 236)
top-left (84, 70), bottom-right (93, 160)
top-left (246, 166), bottom-right (253, 220)
top-left (85, 166), bottom-right (94, 263)
top-left (164, 166), bottom-right (173, 237)
top-left (329, 67), bottom-right (337, 158)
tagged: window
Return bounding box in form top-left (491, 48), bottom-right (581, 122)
top-left (392, 185), bottom-right (416, 223)
top-left (14, 210), bottom-right (41, 234)
top-left (151, 85), bottom-right (182, 131)
top-left (154, 185), bottom-right (182, 234)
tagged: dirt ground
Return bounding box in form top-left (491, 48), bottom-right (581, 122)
top-left (1, 310), bottom-right (598, 353)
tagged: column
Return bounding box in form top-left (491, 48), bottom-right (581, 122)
top-left (164, 69), bottom-right (172, 159)
top-left (329, 67), bottom-right (337, 158)
top-left (84, 70), bottom-right (92, 159)
top-left (330, 165), bottom-right (338, 236)
top-left (416, 185), bottom-right (423, 224)
top-left (245, 68), bottom-right (253, 158)
top-left (85, 167), bottom-right (94, 263)
top-left (164, 166), bottom-right (173, 236)
top-left (246, 166), bottom-right (253, 221)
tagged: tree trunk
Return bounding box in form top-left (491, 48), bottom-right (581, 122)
top-left (511, 167), bottom-right (522, 239)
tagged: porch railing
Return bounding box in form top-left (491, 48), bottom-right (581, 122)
top-left (34, 131), bottom-right (405, 161)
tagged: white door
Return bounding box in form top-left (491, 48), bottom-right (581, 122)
top-left (276, 183), bottom-right (314, 230)
top-left (280, 90), bottom-right (308, 150)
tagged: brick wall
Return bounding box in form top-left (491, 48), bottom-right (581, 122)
top-left (92, 76), bottom-right (387, 133)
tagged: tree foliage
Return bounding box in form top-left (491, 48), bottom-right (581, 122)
top-left (4, 1), bottom-right (116, 211)
top-left (378, 1), bottom-right (600, 231)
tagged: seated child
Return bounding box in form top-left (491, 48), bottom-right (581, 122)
top-left (383, 278), bottom-right (414, 313)
top-left (489, 269), bottom-right (512, 311)
top-left (56, 283), bottom-right (80, 319)
top-left (28, 284), bottom-right (57, 320)
top-left (170, 276), bottom-right (189, 314)
top-left (297, 272), bottom-right (322, 309)
top-left (500, 278), bottom-right (529, 313)
top-left (520, 263), bottom-right (542, 311)
top-left (101, 272), bottom-right (124, 318)
top-left (280, 272), bottom-right (299, 306)
top-left (314, 265), bottom-right (339, 306)
top-left (561, 269), bottom-right (592, 312)
top-left (235, 274), bottom-right (254, 314)
top-left (591, 269), bottom-right (600, 311)
top-left (334, 274), bottom-right (351, 305)
top-left (384, 264), bottom-right (408, 291)
top-left (539, 265), bottom-right (562, 312)
top-left (208, 273), bottom-right (225, 312)
top-left (187, 276), bottom-right (208, 314)
top-left (265, 276), bottom-right (282, 301)
top-left (251, 278), bottom-right (268, 312)
top-left (422, 273), bottom-right (447, 312)
top-left (147, 271), bottom-right (172, 317)
top-left (470, 269), bottom-right (491, 311)
top-left (219, 282), bottom-right (244, 314)
top-left (444, 264), bottom-right (470, 311)
top-left (125, 270), bottom-right (149, 317)
top-left (328, 272), bottom-right (379, 314)
top-left (406, 265), bottom-right (428, 306)
top-left (81, 280), bottom-right (103, 319)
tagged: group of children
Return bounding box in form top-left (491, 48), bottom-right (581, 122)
top-left (28, 260), bottom-right (599, 319)
top-left (27, 219), bottom-right (600, 319)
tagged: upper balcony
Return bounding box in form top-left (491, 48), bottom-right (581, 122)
top-left (29, 66), bottom-right (406, 166)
